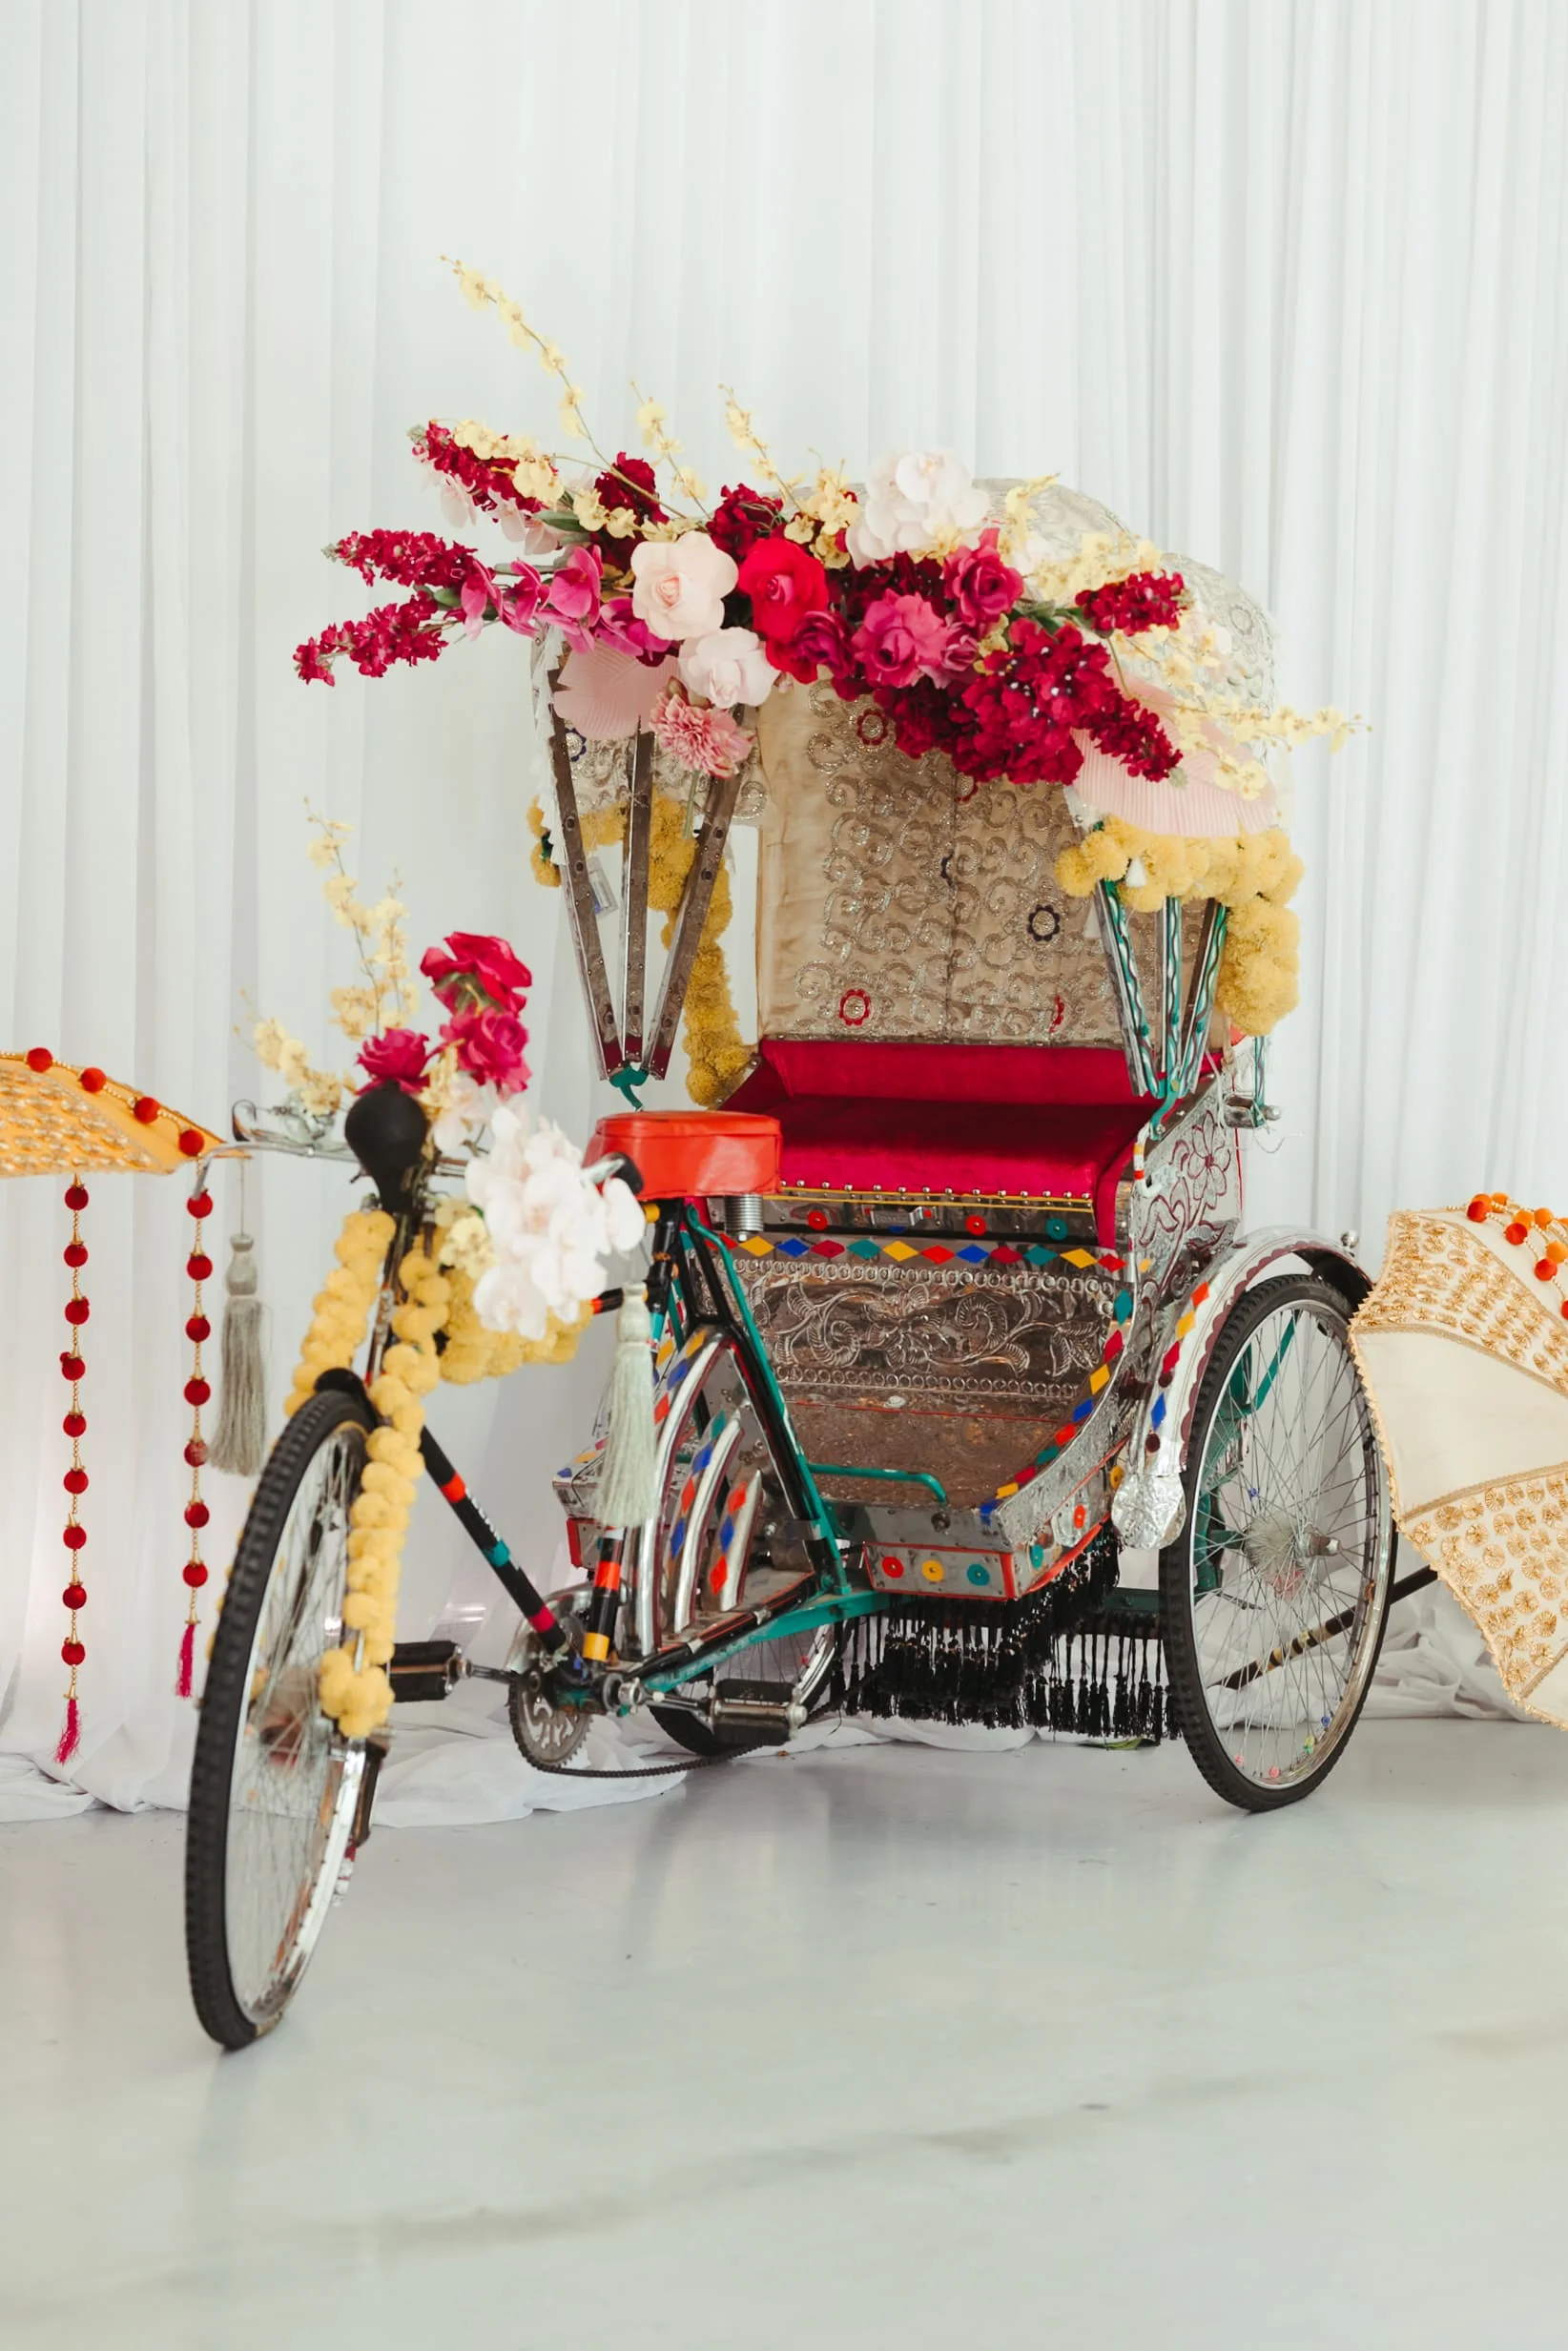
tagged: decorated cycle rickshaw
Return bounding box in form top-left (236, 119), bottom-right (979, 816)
top-left (184, 267), bottom-right (1405, 2048)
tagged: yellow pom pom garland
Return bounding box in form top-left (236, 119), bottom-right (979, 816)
top-left (1055, 818), bottom-right (1303, 1037)
top-left (283, 1207), bottom-right (396, 1419)
top-left (315, 1239), bottom-right (450, 1740)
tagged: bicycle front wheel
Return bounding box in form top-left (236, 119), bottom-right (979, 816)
top-left (185, 1385), bottom-right (376, 2048)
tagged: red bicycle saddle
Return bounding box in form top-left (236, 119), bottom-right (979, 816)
top-left (587, 1109), bottom-right (782, 1200)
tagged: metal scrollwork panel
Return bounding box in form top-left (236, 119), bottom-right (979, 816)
top-left (1131, 1087), bottom-right (1242, 1295)
top-left (732, 1255), bottom-right (1120, 1410)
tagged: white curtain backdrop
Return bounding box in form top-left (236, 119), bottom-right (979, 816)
top-left (1, 0), bottom-right (1563, 1817)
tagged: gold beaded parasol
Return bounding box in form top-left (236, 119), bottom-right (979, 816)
top-left (1351, 1197), bottom-right (1568, 1726)
top-left (0, 1049), bottom-right (224, 1175)
top-left (0, 1049), bottom-right (228, 1766)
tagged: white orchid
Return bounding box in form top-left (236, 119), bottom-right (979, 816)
top-left (845, 448), bottom-right (989, 564)
top-left (465, 1108), bottom-right (643, 1339)
top-left (428, 1067), bottom-right (499, 1156)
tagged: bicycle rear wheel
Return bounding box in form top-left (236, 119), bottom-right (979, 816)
top-left (1160, 1273), bottom-right (1393, 1811)
top-left (185, 1385), bottom-right (376, 2048)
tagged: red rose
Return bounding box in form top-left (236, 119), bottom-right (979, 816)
top-left (420, 931), bottom-right (532, 1013)
top-left (737, 536), bottom-right (830, 647)
top-left (358, 1028), bottom-right (433, 1092)
top-left (769, 606), bottom-right (854, 687)
top-left (943, 530), bottom-right (1022, 631)
top-left (444, 1007), bottom-right (531, 1094)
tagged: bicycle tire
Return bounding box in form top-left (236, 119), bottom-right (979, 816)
top-left (1160, 1273), bottom-right (1393, 1813)
top-left (185, 1385), bottom-right (376, 2049)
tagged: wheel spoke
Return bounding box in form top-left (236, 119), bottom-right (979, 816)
top-left (1173, 1290), bottom-right (1390, 1794)
top-left (223, 1418), bottom-right (366, 2024)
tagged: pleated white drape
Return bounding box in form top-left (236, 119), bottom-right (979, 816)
top-left (2, 0), bottom-right (1565, 1811)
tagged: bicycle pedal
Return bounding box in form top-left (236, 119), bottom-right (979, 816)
top-left (387, 1639), bottom-right (464, 1702)
top-left (708, 1681), bottom-right (806, 1747)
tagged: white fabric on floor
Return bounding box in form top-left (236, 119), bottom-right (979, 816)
top-left (4, 0), bottom-right (1567, 1815)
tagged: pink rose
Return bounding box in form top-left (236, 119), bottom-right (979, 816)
top-left (444, 1006), bottom-right (531, 1094)
top-left (853, 592), bottom-right (957, 690)
top-left (943, 529), bottom-right (1022, 630)
top-left (540, 547), bottom-right (603, 651)
top-left (358, 1028), bottom-right (433, 1092)
top-left (629, 532), bottom-right (738, 642)
top-left (421, 931), bottom-right (532, 1013)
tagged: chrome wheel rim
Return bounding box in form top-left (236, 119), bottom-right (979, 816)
top-left (223, 1420), bottom-right (367, 2027)
top-left (1185, 1296), bottom-right (1391, 1791)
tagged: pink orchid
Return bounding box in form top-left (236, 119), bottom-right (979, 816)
top-left (594, 595), bottom-right (670, 665)
top-left (460, 563), bottom-right (498, 639)
top-left (540, 546), bottom-right (603, 652)
top-left (497, 564), bottom-right (545, 634)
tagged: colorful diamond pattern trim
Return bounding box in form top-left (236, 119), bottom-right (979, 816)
top-left (980, 1287), bottom-right (1134, 1517)
top-left (732, 1235), bottom-right (1123, 1272)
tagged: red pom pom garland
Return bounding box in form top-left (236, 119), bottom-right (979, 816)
top-left (55, 1176), bottom-right (89, 1765)
top-left (177, 1167), bottom-right (213, 1697)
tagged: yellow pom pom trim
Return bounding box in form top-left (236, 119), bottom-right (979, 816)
top-left (1055, 819), bottom-right (1303, 1037)
top-left (283, 1208), bottom-right (396, 1419)
top-left (305, 1232), bottom-right (451, 1739)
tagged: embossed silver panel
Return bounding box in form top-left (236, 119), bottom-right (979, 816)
top-left (733, 1245), bottom-right (1121, 1513)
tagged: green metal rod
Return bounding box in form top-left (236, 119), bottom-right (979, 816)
top-left (807, 1461), bottom-right (949, 1508)
top-left (683, 1208), bottom-right (841, 1570)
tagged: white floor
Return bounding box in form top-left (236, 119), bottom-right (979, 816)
top-left (2, 1719), bottom-right (1564, 2351)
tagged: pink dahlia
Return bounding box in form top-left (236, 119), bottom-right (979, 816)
top-left (650, 685), bottom-right (753, 778)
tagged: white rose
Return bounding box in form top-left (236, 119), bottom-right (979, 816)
top-left (677, 627), bottom-right (774, 709)
top-left (629, 532), bottom-right (737, 641)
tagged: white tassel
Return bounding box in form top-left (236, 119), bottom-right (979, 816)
top-left (209, 1231), bottom-right (268, 1476)
top-left (594, 1284), bottom-right (657, 1528)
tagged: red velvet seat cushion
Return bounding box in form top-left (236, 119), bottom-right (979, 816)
top-left (587, 1109), bottom-right (782, 1200)
top-left (725, 1041), bottom-right (1152, 1239)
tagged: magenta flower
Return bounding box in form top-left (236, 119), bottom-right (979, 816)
top-left (420, 932), bottom-right (532, 1013)
top-left (943, 529), bottom-right (1022, 630)
top-left (497, 564), bottom-right (545, 634)
top-left (444, 1006), bottom-right (531, 1093)
top-left (853, 591), bottom-right (957, 690)
top-left (460, 563), bottom-right (498, 639)
top-left (594, 595), bottom-right (670, 665)
top-left (540, 547), bottom-right (603, 652)
top-left (358, 1028), bottom-right (433, 1092)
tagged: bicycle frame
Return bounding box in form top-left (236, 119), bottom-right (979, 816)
top-left (365, 1195), bottom-right (887, 1728)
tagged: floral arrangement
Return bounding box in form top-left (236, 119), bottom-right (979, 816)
top-left (254, 818), bottom-right (642, 1351)
top-left (294, 261), bottom-right (1354, 809)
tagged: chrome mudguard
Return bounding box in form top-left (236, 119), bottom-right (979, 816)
top-left (1110, 1227), bottom-right (1370, 1551)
